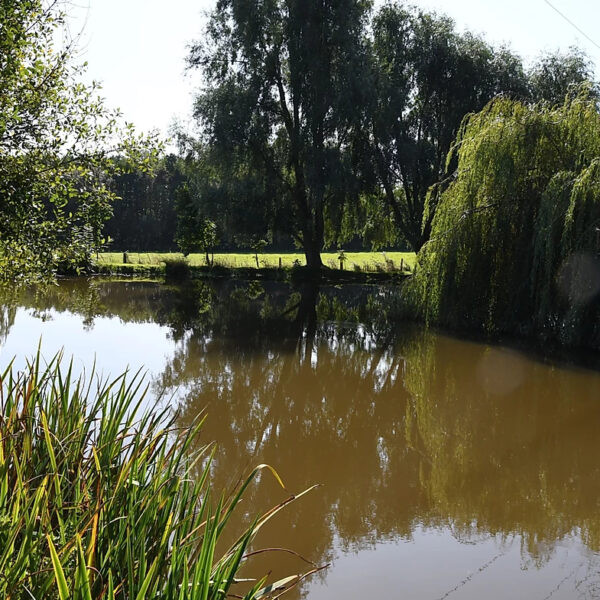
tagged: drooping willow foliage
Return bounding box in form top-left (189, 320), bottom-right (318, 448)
top-left (409, 92), bottom-right (600, 349)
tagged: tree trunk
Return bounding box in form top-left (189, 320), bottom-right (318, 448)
top-left (303, 226), bottom-right (324, 270)
top-left (382, 178), bottom-right (423, 252)
top-left (374, 139), bottom-right (426, 253)
top-left (304, 246), bottom-right (323, 270)
top-left (290, 142), bottom-right (324, 271)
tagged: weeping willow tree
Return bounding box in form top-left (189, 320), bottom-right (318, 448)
top-left (409, 92), bottom-right (600, 348)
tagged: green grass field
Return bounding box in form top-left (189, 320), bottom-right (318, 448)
top-left (98, 251), bottom-right (416, 272)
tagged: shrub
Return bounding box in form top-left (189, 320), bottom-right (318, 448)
top-left (163, 256), bottom-right (191, 281)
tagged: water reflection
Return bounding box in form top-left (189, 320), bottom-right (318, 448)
top-left (2, 279), bottom-right (600, 598)
top-left (405, 334), bottom-right (600, 549)
top-left (0, 280), bottom-right (182, 384)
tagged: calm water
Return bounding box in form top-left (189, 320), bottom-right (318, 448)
top-left (2, 279), bottom-right (600, 599)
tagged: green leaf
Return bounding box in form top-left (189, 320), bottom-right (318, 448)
top-left (47, 535), bottom-right (70, 600)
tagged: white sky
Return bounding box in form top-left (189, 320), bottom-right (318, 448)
top-left (67, 0), bottom-right (600, 143)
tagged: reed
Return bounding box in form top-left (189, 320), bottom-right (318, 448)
top-left (0, 354), bottom-right (317, 599)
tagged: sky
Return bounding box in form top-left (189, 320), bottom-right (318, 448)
top-left (67, 0), bottom-right (600, 143)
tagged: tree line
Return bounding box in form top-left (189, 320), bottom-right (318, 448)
top-left (102, 1), bottom-right (597, 266)
top-left (1, 0), bottom-right (598, 287)
top-left (162, 0), bottom-right (595, 267)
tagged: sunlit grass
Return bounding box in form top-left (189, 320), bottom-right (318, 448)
top-left (0, 353), bottom-right (318, 599)
top-left (98, 251), bottom-right (416, 272)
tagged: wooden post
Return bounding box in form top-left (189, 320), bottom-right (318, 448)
top-left (123, 252), bottom-right (128, 264)
top-left (400, 258), bottom-right (404, 271)
top-left (339, 258), bottom-right (344, 270)
top-left (279, 257), bottom-right (282, 269)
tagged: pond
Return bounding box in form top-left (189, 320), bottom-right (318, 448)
top-left (2, 278), bottom-right (600, 599)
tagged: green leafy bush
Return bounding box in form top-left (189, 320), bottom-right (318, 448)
top-left (163, 256), bottom-right (192, 281)
top-left (0, 1), bottom-right (160, 284)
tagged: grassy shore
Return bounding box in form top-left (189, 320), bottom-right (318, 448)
top-left (97, 251), bottom-right (416, 273)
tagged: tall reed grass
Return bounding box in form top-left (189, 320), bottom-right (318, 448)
top-left (0, 354), bottom-right (319, 599)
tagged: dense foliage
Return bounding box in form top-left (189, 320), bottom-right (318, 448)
top-left (366, 4), bottom-right (529, 251)
top-left (184, 2), bottom-right (597, 264)
top-left (529, 47), bottom-right (598, 105)
top-left (0, 0), bottom-right (158, 283)
top-left (173, 142), bottom-right (280, 253)
top-left (104, 155), bottom-right (182, 251)
top-left (409, 93), bottom-right (600, 349)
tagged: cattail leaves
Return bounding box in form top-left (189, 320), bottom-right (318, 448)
top-left (48, 535), bottom-right (70, 600)
top-left (0, 355), bottom-right (318, 599)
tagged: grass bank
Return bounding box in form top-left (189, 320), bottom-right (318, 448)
top-left (94, 251), bottom-right (416, 281)
top-left (0, 354), bottom-right (317, 599)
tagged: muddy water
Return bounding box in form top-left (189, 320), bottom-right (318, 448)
top-left (2, 279), bottom-right (600, 599)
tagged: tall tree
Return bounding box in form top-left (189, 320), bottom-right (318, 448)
top-left (189, 0), bottom-right (372, 269)
top-left (0, 0), bottom-right (158, 282)
top-left (410, 94), bottom-right (600, 349)
top-left (368, 4), bottom-right (528, 251)
top-left (528, 47), bottom-right (598, 105)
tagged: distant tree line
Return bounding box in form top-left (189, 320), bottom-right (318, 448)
top-left (104, 155), bottom-right (182, 251)
top-left (104, 2), bottom-right (596, 265)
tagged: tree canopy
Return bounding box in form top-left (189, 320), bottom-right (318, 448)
top-left (528, 47), bottom-right (598, 105)
top-left (0, 0), bottom-right (159, 282)
top-left (187, 2), bottom-right (598, 262)
top-left (188, 0), bottom-right (372, 268)
top-left (367, 3), bottom-right (529, 251)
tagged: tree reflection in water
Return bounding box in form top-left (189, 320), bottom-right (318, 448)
top-left (152, 280), bottom-right (600, 594)
top-left (3, 279), bottom-right (600, 597)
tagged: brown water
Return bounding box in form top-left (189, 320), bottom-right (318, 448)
top-left (2, 279), bottom-right (600, 599)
